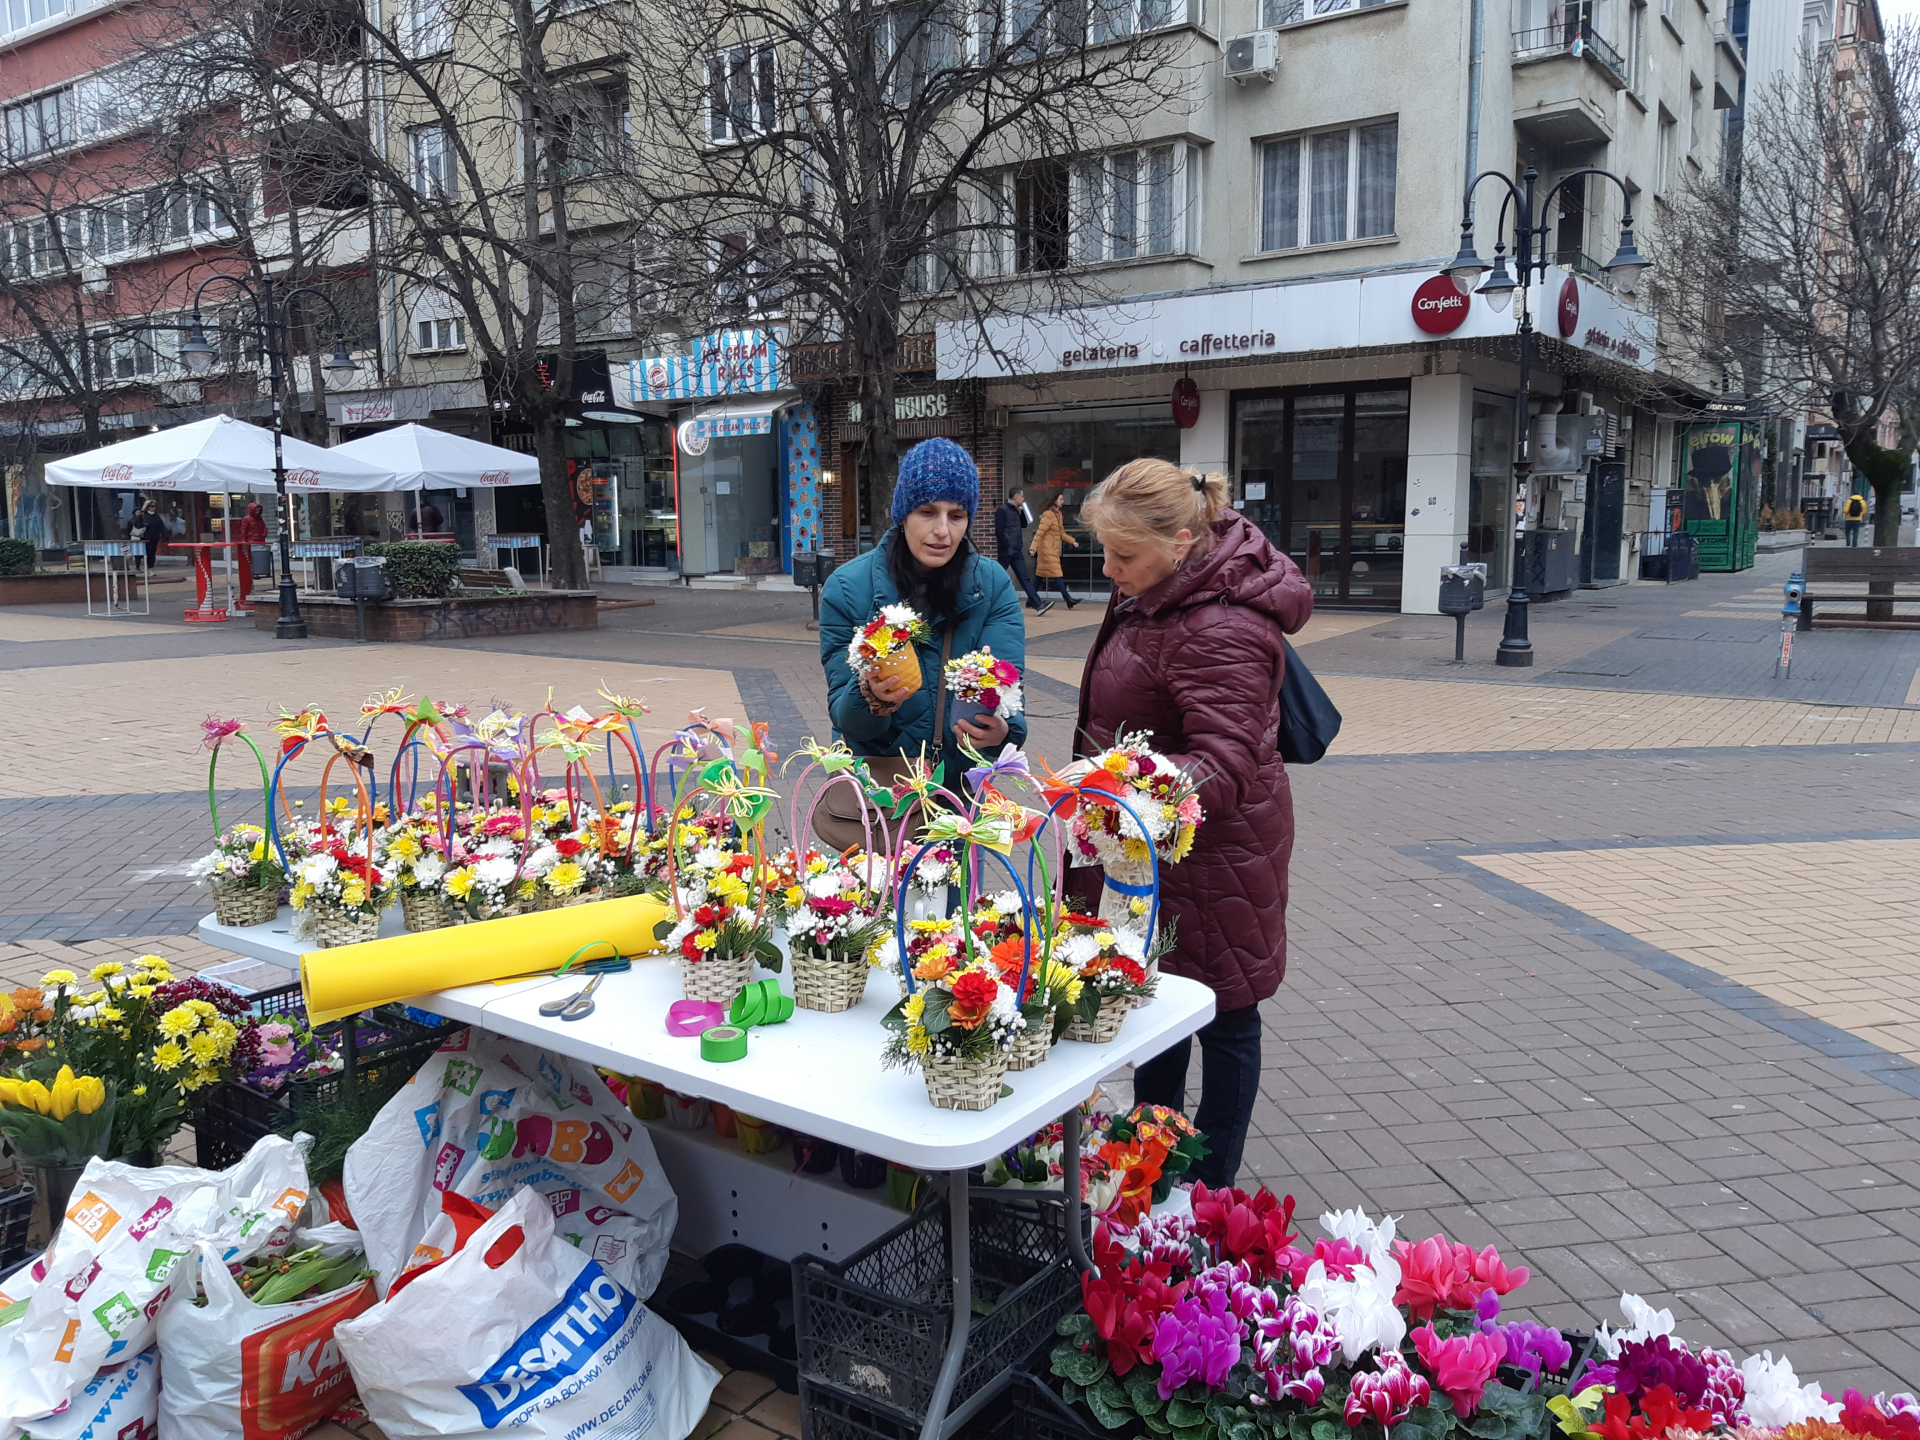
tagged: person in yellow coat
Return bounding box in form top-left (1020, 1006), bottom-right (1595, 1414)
top-left (1030, 492), bottom-right (1081, 609)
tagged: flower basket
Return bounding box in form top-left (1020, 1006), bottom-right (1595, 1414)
top-left (1064, 994), bottom-right (1130, 1044)
top-left (661, 1090), bottom-right (709, 1130)
top-left (449, 898), bottom-right (526, 925)
top-left (679, 950), bottom-right (755, 1005)
top-left (212, 883), bottom-right (279, 928)
top-left (1004, 1023), bottom-right (1053, 1072)
top-left (1097, 856), bottom-right (1155, 933)
top-left (791, 946), bottom-right (869, 1013)
top-left (401, 889), bottom-right (453, 932)
top-left (922, 1050), bottom-right (1008, 1111)
top-left (308, 907), bottom-right (381, 949)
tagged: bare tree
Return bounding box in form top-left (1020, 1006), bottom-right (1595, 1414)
top-left (1660, 21), bottom-right (1920, 546)
top-left (625, 0), bottom-right (1196, 517)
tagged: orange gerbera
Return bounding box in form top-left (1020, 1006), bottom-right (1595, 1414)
top-left (913, 950), bottom-right (958, 982)
top-left (1096, 1141), bottom-right (1164, 1227)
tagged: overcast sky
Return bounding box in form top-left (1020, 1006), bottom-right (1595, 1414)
top-left (1880, 0), bottom-right (1920, 26)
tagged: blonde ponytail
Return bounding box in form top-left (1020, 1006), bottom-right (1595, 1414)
top-left (1083, 459), bottom-right (1229, 555)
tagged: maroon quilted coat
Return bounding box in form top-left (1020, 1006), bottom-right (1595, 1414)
top-left (1072, 512), bottom-right (1313, 1012)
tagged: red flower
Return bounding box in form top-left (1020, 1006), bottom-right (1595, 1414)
top-left (1283, 1236), bottom-right (1370, 1287)
top-left (1412, 1324), bottom-right (1504, 1417)
top-left (555, 838), bottom-right (584, 857)
top-left (1595, 1387), bottom-right (1714, 1440)
top-left (948, 970), bottom-right (1000, 1027)
top-left (1842, 1392), bottom-right (1920, 1440)
top-left (693, 905), bottom-right (720, 927)
top-left (680, 935), bottom-right (703, 961)
top-left (979, 689), bottom-right (1001, 712)
top-left (1394, 1235), bottom-right (1477, 1318)
top-left (1189, 1184), bottom-right (1298, 1281)
top-left (991, 660), bottom-right (1020, 685)
top-left (1080, 1263), bottom-right (1185, 1376)
top-left (1111, 958), bottom-right (1147, 987)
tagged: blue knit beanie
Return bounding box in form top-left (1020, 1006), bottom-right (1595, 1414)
top-left (891, 438), bottom-right (979, 525)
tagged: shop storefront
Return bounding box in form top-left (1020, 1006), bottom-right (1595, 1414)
top-left (819, 375), bottom-right (987, 559)
top-left (1679, 421), bottom-right (1760, 571)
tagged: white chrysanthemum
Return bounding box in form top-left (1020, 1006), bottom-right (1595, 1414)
top-left (413, 855), bottom-right (447, 886)
top-left (1058, 933), bottom-right (1101, 967)
top-left (523, 844), bottom-right (558, 876)
top-left (478, 838), bottom-right (516, 858)
top-left (989, 983), bottom-right (1018, 1021)
top-left (873, 937), bottom-right (905, 974)
top-left (187, 852), bottom-right (222, 881)
top-left (1739, 1352), bottom-right (1840, 1427)
top-left (474, 856), bottom-right (518, 890)
top-left (296, 854), bottom-right (337, 885)
top-left (983, 891), bottom-right (1021, 915)
top-left (694, 846), bottom-right (728, 869)
top-left (1112, 928), bottom-right (1148, 962)
top-left (805, 873), bottom-right (843, 899)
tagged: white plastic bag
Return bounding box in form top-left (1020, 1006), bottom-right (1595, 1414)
top-left (0, 1135), bottom-right (312, 1436)
top-left (156, 1234), bottom-right (375, 1440)
top-left (344, 1033), bottom-right (675, 1300)
top-left (335, 1187), bottom-right (717, 1440)
top-left (20, 1347), bottom-right (159, 1440)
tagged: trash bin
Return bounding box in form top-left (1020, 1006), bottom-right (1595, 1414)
top-left (1665, 531), bottom-right (1700, 582)
top-left (1437, 564), bottom-right (1486, 663)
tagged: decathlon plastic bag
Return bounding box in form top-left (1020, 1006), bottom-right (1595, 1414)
top-left (155, 1227), bottom-right (375, 1440)
top-left (0, 1135), bottom-right (311, 1438)
top-left (334, 1186), bottom-right (718, 1440)
top-left (19, 1346), bottom-right (159, 1440)
top-left (343, 1031), bottom-right (675, 1300)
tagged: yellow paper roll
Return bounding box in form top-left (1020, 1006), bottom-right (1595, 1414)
top-left (300, 894), bottom-right (670, 1022)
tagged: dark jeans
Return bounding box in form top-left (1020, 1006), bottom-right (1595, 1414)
top-left (1847, 520), bottom-right (1862, 546)
top-left (1131, 1003), bottom-right (1262, 1190)
top-left (1047, 575), bottom-right (1073, 602)
top-left (1002, 553), bottom-right (1045, 607)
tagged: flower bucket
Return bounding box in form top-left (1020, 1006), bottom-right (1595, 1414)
top-left (627, 1078), bottom-right (667, 1122)
top-left (661, 1090), bottom-right (709, 1130)
top-left (710, 1103), bottom-right (737, 1140)
top-left (1004, 1022), bottom-right (1053, 1072)
top-left (212, 883), bottom-right (279, 928)
top-left (1064, 994), bottom-right (1130, 1044)
top-left (1098, 856), bottom-right (1155, 933)
top-left (922, 1051), bottom-right (1008, 1111)
top-left (791, 946), bottom-right (869, 1013)
top-left (678, 950), bottom-right (754, 1005)
top-left (309, 908), bottom-right (381, 949)
top-left (401, 889), bottom-right (453, 932)
top-left (735, 1112), bottom-right (784, 1154)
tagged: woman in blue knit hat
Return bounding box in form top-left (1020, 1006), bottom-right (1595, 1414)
top-left (818, 438), bottom-right (1027, 766)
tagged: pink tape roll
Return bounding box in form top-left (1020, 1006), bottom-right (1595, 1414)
top-left (667, 1000), bottom-right (727, 1037)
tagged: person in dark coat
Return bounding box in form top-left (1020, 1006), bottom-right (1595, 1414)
top-left (1073, 458), bottom-right (1312, 1189)
top-left (994, 488), bottom-right (1050, 614)
top-left (129, 499), bottom-right (170, 568)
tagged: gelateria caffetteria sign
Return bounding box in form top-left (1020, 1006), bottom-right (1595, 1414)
top-left (937, 269), bottom-right (1656, 378)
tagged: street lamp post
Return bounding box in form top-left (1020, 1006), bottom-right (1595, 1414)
top-left (178, 275), bottom-right (359, 641)
top-left (1445, 165), bottom-right (1649, 666)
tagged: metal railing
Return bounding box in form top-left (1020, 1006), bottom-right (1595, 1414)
top-left (1512, 20), bottom-right (1628, 85)
top-left (1551, 246), bottom-right (1605, 279)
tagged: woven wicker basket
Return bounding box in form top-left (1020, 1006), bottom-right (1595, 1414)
top-left (450, 899), bottom-right (525, 926)
top-left (791, 947), bottom-right (869, 1013)
top-left (1064, 993), bottom-right (1131, 1044)
top-left (678, 950), bottom-right (754, 1005)
top-left (401, 889), bottom-right (453, 932)
top-left (1003, 1022), bottom-right (1054, 1072)
top-left (310, 909), bottom-right (381, 949)
top-left (922, 1050), bottom-right (1009, 1111)
top-left (212, 884), bottom-right (279, 928)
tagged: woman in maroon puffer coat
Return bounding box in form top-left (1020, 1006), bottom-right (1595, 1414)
top-left (1073, 459), bottom-right (1312, 1188)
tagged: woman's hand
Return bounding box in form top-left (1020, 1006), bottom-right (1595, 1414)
top-left (1066, 533), bottom-right (1080, 548)
top-left (862, 670), bottom-right (914, 715)
top-left (953, 713), bottom-right (1009, 747)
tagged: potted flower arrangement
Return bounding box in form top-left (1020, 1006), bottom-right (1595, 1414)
top-left (881, 956), bottom-right (1023, 1111)
top-left (1067, 728), bottom-right (1204, 934)
top-left (874, 917), bottom-right (966, 1000)
top-left (291, 836), bottom-right (392, 947)
top-left (380, 816), bottom-right (455, 932)
top-left (773, 848), bottom-right (890, 1013)
top-left (191, 822), bottom-right (298, 927)
top-left (945, 647), bottom-right (1024, 727)
top-left (847, 602), bottom-right (930, 693)
top-left (985, 926), bottom-right (1083, 1071)
top-left (1055, 917), bottom-right (1157, 1042)
top-left (655, 843), bottom-right (781, 1004)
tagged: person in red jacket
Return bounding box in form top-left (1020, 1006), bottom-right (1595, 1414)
top-left (237, 501), bottom-right (271, 600)
top-left (1074, 459), bottom-right (1313, 1189)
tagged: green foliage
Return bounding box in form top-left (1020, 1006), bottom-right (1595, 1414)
top-left (0, 538), bottom-right (35, 576)
top-left (366, 541), bottom-right (462, 598)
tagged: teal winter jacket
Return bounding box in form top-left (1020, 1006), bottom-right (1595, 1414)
top-left (819, 535), bottom-right (1028, 759)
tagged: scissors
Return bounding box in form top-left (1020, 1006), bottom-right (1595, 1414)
top-left (539, 971), bottom-right (607, 1021)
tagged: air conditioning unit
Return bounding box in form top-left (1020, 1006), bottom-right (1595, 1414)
top-left (1531, 414), bottom-right (1598, 474)
top-left (81, 264), bottom-right (110, 295)
top-left (1224, 31), bottom-right (1279, 85)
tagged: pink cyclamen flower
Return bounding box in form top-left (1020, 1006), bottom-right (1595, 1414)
top-left (1393, 1235), bottom-right (1476, 1318)
top-left (1469, 1243), bottom-right (1530, 1297)
top-left (1413, 1324), bottom-right (1505, 1418)
top-left (202, 716), bottom-right (245, 750)
top-left (1345, 1352), bottom-right (1431, 1430)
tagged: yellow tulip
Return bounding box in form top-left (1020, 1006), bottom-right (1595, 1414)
top-left (19, 1080), bottom-right (52, 1115)
top-left (0, 1079), bottom-right (19, 1107)
top-left (76, 1076), bottom-right (106, 1115)
top-left (49, 1067), bottom-right (78, 1121)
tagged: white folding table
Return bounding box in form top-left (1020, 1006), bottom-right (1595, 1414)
top-left (81, 541), bottom-right (150, 617)
top-left (198, 909), bottom-right (1215, 1439)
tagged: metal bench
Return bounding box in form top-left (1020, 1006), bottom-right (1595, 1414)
top-left (1798, 546), bottom-right (1920, 630)
top-left (455, 565), bottom-right (527, 592)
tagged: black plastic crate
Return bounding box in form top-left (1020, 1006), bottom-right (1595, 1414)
top-left (1006, 1369), bottom-right (1110, 1440)
top-left (803, 1378), bottom-right (1015, 1440)
top-left (796, 1193), bottom-right (1079, 1429)
top-left (0, 1182), bottom-right (34, 1271)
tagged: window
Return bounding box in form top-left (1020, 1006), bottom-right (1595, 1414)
top-left (1656, 106), bottom-right (1676, 192)
top-left (707, 45), bottom-right (776, 143)
top-left (1015, 161), bottom-right (1070, 271)
top-left (2, 0), bottom-right (63, 42)
top-left (398, 0), bottom-right (452, 54)
top-left (1260, 0), bottom-right (1390, 26)
top-left (4, 88), bottom-right (75, 161)
top-left (711, 231), bottom-right (782, 317)
top-left (1626, 0), bottom-right (1645, 89)
top-left (879, 5), bottom-right (959, 105)
top-left (544, 81), bottom-right (628, 177)
top-left (91, 328), bottom-right (166, 380)
top-left (1688, 75), bottom-right (1703, 153)
top-left (415, 317), bottom-right (464, 351)
top-left (1060, 144), bottom-right (1196, 266)
top-left (572, 257), bottom-right (633, 336)
top-left (906, 195), bottom-right (960, 293)
top-left (409, 125), bottom-right (457, 198)
top-left (84, 192), bottom-right (148, 257)
top-left (1259, 120), bottom-right (1396, 251)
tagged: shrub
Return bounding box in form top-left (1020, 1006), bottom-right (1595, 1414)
top-left (366, 540), bottom-right (461, 599)
top-left (0, 538), bottom-right (35, 577)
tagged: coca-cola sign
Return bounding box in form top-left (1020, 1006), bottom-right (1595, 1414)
top-left (478, 469), bottom-right (511, 486)
top-left (101, 464), bottom-right (134, 484)
top-left (282, 468), bottom-right (324, 489)
top-left (1411, 274), bottom-right (1470, 335)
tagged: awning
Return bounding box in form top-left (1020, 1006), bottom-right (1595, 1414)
top-left (684, 394), bottom-right (793, 439)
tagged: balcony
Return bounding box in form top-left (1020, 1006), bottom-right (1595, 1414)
top-left (1511, 20), bottom-right (1627, 149)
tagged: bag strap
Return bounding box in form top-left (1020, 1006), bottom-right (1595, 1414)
top-left (929, 624), bottom-right (954, 765)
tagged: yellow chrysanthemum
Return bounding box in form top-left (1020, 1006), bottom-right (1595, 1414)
top-left (388, 833), bottom-right (421, 860)
top-left (1094, 932), bottom-right (1116, 948)
top-left (545, 862), bottom-right (585, 894)
top-left (249, 840), bottom-right (268, 862)
top-left (342, 879), bottom-right (367, 908)
top-left (1121, 837), bottom-right (1151, 863)
top-left (1103, 754), bottom-right (1128, 774)
top-left (906, 1028), bottom-right (932, 1055)
top-left (81, 992), bottom-right (106, 1006)
top-left (132, 1084), bottom-right (147, 1097)
top-left (158, 1007), bottom-right (198, 1038)
top-left (97, 1006), bottom-right (124, 1022)
top-left (181, 1068), bottom-right (218, 1092)
top-left (153, 1041), bottom-right (187, 1071)
top-left (290, 883), bottom-right (314, 909)
top-left (41, 970), bottom-right (76, 987)
top-left (806, 856), bottom-right (829, 875)
top-left (903, 991), bottom-right (926, 1023)
top-left (693, 929), bottom-right (718, 951)
top-left (89, 962), bottom-right (124, 980)
top-left (129, 984), bottom-right (155, 998)
top-left (186, 1032), bottom-right (220, 1063)
top-left (186, 1000), bottom-right (217, 1018)
top-left (445, 869), bottom-right (476, 898)
top-left (784, 885), bottom-right (806, 908)
top-left (710, 872), bottom-right (747, 902)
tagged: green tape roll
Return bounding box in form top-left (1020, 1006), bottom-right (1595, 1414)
top-left (731, 978), bottom-right (788, 1029)
top-left (701, 1025), bottom-right (749, 1062)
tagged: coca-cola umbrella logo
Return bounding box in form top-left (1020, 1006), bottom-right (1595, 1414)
top-left (478, 469), bottom-right (510, 486)
top-left (100, 464), bottom-right (134, 484)
top-left (282, 468), bottom-right (323, 488)
top-left (1558, 276), bottom-right (1580, 338)
top-left (1411, 274), bottom-right (1470, 335)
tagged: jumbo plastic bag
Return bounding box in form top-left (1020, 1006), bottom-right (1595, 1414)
top-left (344, 1032), bottom-right (675, 1300)
top-left (334, 1186), bottom-right (718, 1440)
top-left (0, 1135), bottom-right (312, 1437)
top-left (156, 1234), bottom-right (375, 1440)
top-left (20, 1347), bottom-right (158, 1440)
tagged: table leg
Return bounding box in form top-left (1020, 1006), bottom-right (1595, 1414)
top-left (922, 1171), bottom-right (971, 1440)
top-left (184, 549), bottom-right (228, 622)
top-left (235, 546), bottom-right (255, 611)
top-left (1062, 1108), bottom-right (1091, 1274)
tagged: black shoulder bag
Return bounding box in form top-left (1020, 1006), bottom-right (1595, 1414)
top-left (1277, 638), bottom-right (1341, 765)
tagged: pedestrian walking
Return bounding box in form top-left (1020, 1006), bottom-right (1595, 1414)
top-left (237, 501), bottom-right (272, 599)
top-left (1029, 492), bottom-right (1080, 609)
top-left (128, 499), bottom-right (169, 569)
top-left (819, 438), bottom-right (1027, 768)
top-left (1070, 459), bottom-right (1312, 1189)
top-left (1845, 490), bottom-right (1868, 546)
top-left (995, 487), bottom-right (1051, 614)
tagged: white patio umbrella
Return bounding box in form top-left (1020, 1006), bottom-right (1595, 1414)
top-left (44, 414), bottom-right (396, 493)
top-left (328, 422), bottom-right (541, 489)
